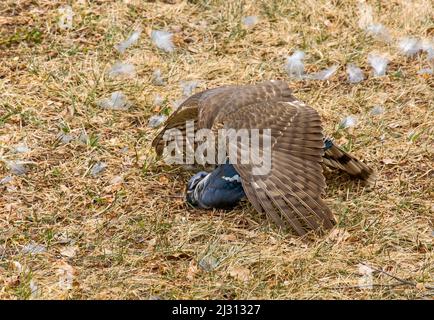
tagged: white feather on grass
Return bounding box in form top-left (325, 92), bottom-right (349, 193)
top-left (347, 64), bottom-right (365, 83)
top-left (97, 91), bottom-right (131, 110)
top-left (368, 53), bottom-right (389, 76)
top-left (148, 115), bottom-right (167, 128)
top-left (398, 37), bottom-right (421, 57)
top-left (58, 5), bottom-right (74, 30)
top-left (285, 51), bottom-right (305, 79)
top-left (115, 28), bottom-right (142, 53)
top-left (108, 62), bottom-right (135, 78)
top-left (306, 65), bottom-right (339, 80)
top-left (151, 30), bottom-right (175, 52)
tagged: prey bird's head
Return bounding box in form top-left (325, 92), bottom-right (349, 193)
top-left (185, 171), bottom-right (209, 206)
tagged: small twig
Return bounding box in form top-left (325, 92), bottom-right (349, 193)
top-left (360, 263), bottom-right (434, 290)
top-left (360, 262), bottom-right (416, 287)
top-left (330, 282), bottom-right (413, 290)
top-left (329, 263), bottom-right (434, 292)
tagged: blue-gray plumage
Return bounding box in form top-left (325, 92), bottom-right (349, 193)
top-left (324, 138), bottom-right (334, 151)
top-left (186, 163), bottom-right (246, 209)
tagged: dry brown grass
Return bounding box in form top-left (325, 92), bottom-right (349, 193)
top-left (0, 0), bottom-right (433, 300)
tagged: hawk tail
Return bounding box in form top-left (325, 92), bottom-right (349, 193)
top-left (323, 138), bottom-right (376, 185)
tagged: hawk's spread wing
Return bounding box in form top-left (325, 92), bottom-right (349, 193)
top-left (216, 99), bottom-right (335, 235)
top-left (152, 81), bottom-right (296, 155)
top-left (152, 81), bottom-right (336, 235)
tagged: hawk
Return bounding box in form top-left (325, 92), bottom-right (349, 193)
top-left (152, 80), bottom-right (375, 236)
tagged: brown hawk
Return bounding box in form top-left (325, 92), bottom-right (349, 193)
top-left (152, 80), bottom-right (375, 236)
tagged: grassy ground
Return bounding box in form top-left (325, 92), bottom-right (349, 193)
top-left (0, 0), bottom-right (433, 299)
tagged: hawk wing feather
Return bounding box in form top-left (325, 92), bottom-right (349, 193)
top-left (217, 99), bottom-right (335, 235)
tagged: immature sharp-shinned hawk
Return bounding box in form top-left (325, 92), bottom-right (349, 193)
top-left (152, 80), bottom-right (375, 236)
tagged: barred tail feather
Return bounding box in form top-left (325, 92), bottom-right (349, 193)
top-left (323, 138), bottom-right (376, 185)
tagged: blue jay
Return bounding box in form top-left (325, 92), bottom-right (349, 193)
top-left (186, 163), bottom-right (246, 209)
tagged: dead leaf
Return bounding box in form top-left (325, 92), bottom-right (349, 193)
top-left (220, 234), bottom-right (237, 241)
top-left (59, 185), bottom-right (69, 193)
top-left (60, 246), bottom-right (77, 258)
top-left (56, 262), bottom-right (75, 290)
top-left (0, 16), bottom-right (30, 26)
top-left (388, 122), bottom-right (402, 128)
top-left (4, 276), bottom-right (20, 288)
top-left (147, 238), bottom-right (157, 250)
top-left (416, 283), bottom-right (426, 291)
top-left (382, 158), bottom-right (396, 165)
top-left (159, 176), bottom-right (169, 184)
top-left (11, 261), bottom-right (23, 272)
top-left (187, 260), bottom-right (199, 280)
top-left (228, 266), bottom-right (251, 282)
top-left (327, 228), bottom-right (351, 244)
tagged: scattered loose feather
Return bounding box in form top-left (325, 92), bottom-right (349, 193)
top-left (357, 1), bottom-right (374, 30)
top-left (347, 64), bottom-right (365, 83)
top-left (306, 65), bottom-right (338, 80)
top-left (151, 30), bottom-right (175, 52)
top-left (180, 80), bottom-right (200, 96)
top-left (108, 62), bottom-right (135, 78)
top-left (199, 255), bottom-right (218, 272)
top-left (0, 176), bottom-right (13, 184)
top-left (78, 132), bottom-right (89, 144)
top-left (398, 37), bottom-right (421, 57)
top-left (59, 133), bottom-right (74, 144)
top-left (358, 2), bottom-right (392, 43)
top-left (426, 47), bottom-right (434, 63)
top-left (365, 23), bottom-right (392, 43)
top-left (22, 243), bottom-right (47, 255)
top-left (242, 16), bottom-right (258, 27)
top-left (115, 28), bottom-right (142, 53)
top-left (29, 280), bottom-right (40, 299)
top-left (14, 144), bottom-right (30, 153)
top-left (97, 91), bottom-right (131, 110)
top-left (57, 263), bottom-right (75, 290)
top-left (58, 5), bottom-right (73, 30)
top-left (148, 115), bottom-right (167, 128)
top-left (357, 263), bottom-right (374, 289)
top-left (371, 105), bottom-right (385, 115)
top-left (340, 115), bottom-right (358, 128)
top-left (421, 40), bottom-right (434, 67)
top-left (5, 160), bottom-right (28, 176)
top-left (285, 51), bottom-right (305, 79)
top-left (417, 68), bottom-right (433, 75)
top-left (152, 69), bottom-right (165, 86)
top-left (368, 53), bottom-right (389, 76)
top-left (153, 94), bottom-right (164, 106)
top-left (90, 162), bottom-right (107, 176)
top-left (60, 246), bottom-right (77, 258)
top-left (110, 175), bottom-right (124, 185)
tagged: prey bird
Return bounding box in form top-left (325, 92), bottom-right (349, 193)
top-left (152, 81), bottom-right (375, 236)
